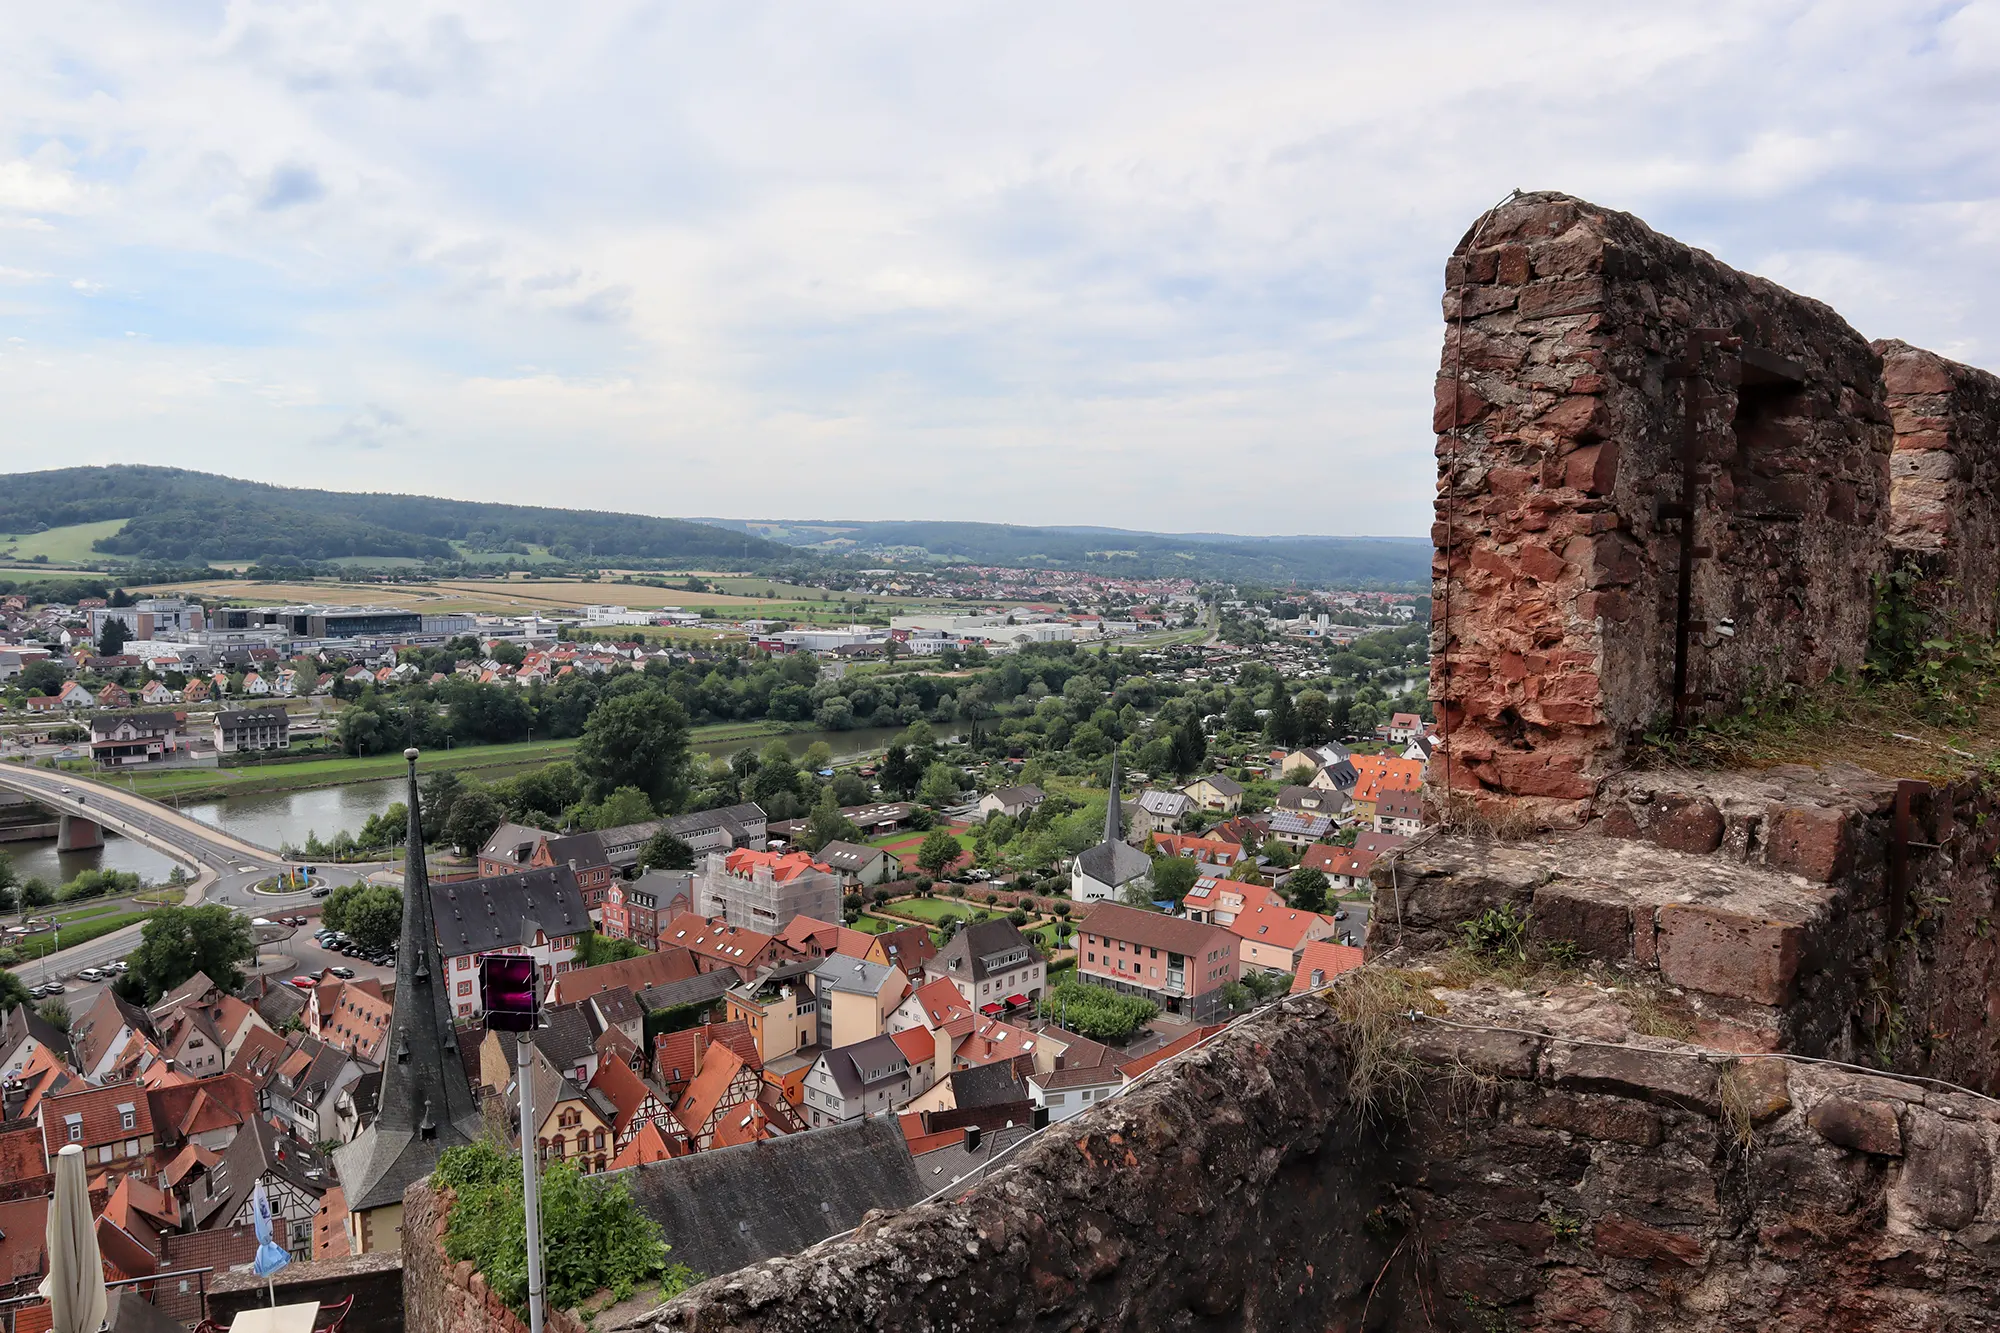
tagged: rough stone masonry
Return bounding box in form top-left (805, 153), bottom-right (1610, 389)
top-left (1429, 192), bottom-right (2000, 824)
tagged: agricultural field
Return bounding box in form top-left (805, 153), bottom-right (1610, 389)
top-left (0, 519), bottom-right (129, 567)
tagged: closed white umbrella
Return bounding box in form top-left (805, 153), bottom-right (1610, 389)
top-left (41, 1144), bottom-right (107, 1333)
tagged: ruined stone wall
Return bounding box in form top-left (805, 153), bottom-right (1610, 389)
top-left (619, 993), bottom-right (1998, 1333)
top-left (1876, 338), bottom-right (2000, 636)
top-left (1371, 764), bottom-right (2000, 1097)
top-left (403, 1181), bottom-right (591, 1333)
top-left (1432, 192), bottom-right (1893, 821)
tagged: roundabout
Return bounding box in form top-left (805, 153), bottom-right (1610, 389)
top-left (250, 868), bottom-right (328, 896)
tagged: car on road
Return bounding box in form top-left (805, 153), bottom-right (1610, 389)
top-left (60, 786), bottom-right (73, 795)
top-left (310, 887), bottom-right (330, 899)
top-left (328, 966), bottom-right (355, 979)
top-left (251, 917), bottom-right (273, 927)
top-left (289, 975), bottom-right (318, 989)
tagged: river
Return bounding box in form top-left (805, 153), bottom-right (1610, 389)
top-left (1, 720), bottom-right (965, 886)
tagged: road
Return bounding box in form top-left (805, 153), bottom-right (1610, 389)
top-left (0, 763), bottom-right (382, 986)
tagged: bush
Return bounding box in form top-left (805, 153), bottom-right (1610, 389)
top-left (437, 1142), bottom-right (695, 1313)
top-left (58, 869), bottom-right (143, 903)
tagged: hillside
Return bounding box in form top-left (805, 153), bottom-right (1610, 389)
top-left (693, 518), bottom-right (1432, 586)
top-left (0, 467), bottom-right (793, 567)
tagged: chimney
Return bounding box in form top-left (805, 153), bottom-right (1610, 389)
top-left (691, 1032), bottom-right (706, 1078)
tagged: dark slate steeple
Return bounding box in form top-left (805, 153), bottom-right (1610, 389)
top-left (335, 749), bottom-right (483, 1215)
top-left (1105, 752), bottom-right (1123, 844)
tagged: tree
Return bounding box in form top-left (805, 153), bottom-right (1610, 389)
top-left (1149, 856), bottom-right (1202, 904)
top-left (1264, 683), bottom-right (1298, 749)
top-left (1225, 695), bottom-right (1258, 733)
top-left (1218, 980), bottom-right (1253, 1013)
top-left (320, 881), bottom-right (366, 932)
top-left (593, 787), bottom-right (656, 830)
top-left (1285, 866), bottom-right (1331, 914)
top-left (36, 998), bottom-right (71, 1033)
top-left (880, 744), bottom-right (921, 798)
top-left (915, 828), bottom-right (961, 879)
top-left (800, 741), bottom-right (834, 775)
top-left (1120, 877), bottom-right (1160, 909)
top-left (576, 690), bottom-right (692, 810)
top-left (21, 878), bottom-right (54, 910)
top-left (0, 849), bottom-right (16, 914)
top-left (344, 887), bottom-right (404, 954)
top-left (639, 830), bottom-right (695, 872)
top-left (0, 970), bottom-right (30, 1014)
top-left (443, 789), bottom-right (505, 858)
top-left (421, 770), bottom-right (468, 840)
top-left (831, 772), bottom-right (871, 806)
top-left (917, 761), bottom-right (961, 808)
top-left (119, 905), bottom-right (256, 1003)
top-left (1294, 691), bottom-right (1332, 745)
top-left (18, 660), bottom-right (66, 697)
top-left (1170, 714), bottom-right (1207, 777)
top-left (801, 788), bottom-right (861, 854)
top-left (96, 618), bottom-right (129, 657)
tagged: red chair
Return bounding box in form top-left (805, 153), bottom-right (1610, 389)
top-left (311, 1296), bottom-right (354, 1333)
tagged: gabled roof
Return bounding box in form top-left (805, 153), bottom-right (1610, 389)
top-left (0, 1124), bottom-right (49, 1194)
top-left (659, 914), bottom-right (776, 970)
top-left (949, 1061), bottom-right (1026, 1109)
top-left (721, 848), bottom-right (832, 883)
top-left (430, 866), bottom-right (589, 958)
top-left (550, 948), bottom-right (698, 1003)
top-left (1078, 902), bottom-right (1234, 958)
top-left (812, 954), bottom-right (899, 998)
top-left (69, 990), bottom-right (154, 1075)
top-left (40, 1080), bottom-right (155, 1157)
top-left (1291, 941), bottom-right (1367, 991)
top-left (935, 919), bottom-right (1037, 984)
top-left (814, 840), bottom-right (891, 875)
top-left (816, 1033), bottom-right (912, 1101)
top-left (1076, 836), bottom-right (1152, 887)
top-left (0, 1196), bottom-right (49, 1288)
top-left (874, 925), bottom-right (937, 978)
top-left (1136, 788), bottom-right (1192, 815)
top-left (951, 1017), bottom-right (1037, 1068)
top-left (674, 1041), bottom-right (748, 1135)
top-left (0, 1001), bottom-right (72, 1065)
top-left (1226, 901), bottom-right (1334, 951)
top-left (1186, 774), bottom-right (1245, 796)
top-left (587, 1056), bottom-right (664, 1137)
top-left (617, 1116), bottom-right (921, 1280)
top-left (608, 1119), bottom-right (680, 1170)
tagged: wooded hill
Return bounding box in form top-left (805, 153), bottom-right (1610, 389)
top-left (0, 467), bottom-right (793, 566)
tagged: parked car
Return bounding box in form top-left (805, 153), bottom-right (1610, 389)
top-left (75, 967), bottom-right (104, 982)
top-left (41, 982), bottom-right (64, 994)
top-left (329, 966), bottom-right (355, 980)
top-left (289, 975), bottom-right (317, 989)
top-left (110, 960), bottom-right (129, 973)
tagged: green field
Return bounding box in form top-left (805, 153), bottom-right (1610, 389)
top-left (51, 903), bottom-right (122, 924)
top-left (6, 910), bottom-right (156, 961)
top-left (877, 896), bottom-right (985, 924)
top-left (0, 519), bottom-right (130, 566)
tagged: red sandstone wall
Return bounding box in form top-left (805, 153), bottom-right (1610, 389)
top-left (1876, 338), bottom-right (2000, 636)
top-left (402, 1183), bottom-right (589, 1333)
top-left (1433, 192), bottom-right (1891, 821)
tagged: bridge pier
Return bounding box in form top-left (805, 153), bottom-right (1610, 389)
top-left (57, 813), bottom-right (104, 851)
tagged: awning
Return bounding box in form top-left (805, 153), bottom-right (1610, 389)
top-left (1004, 994), bottom-right (1029, 1007)
top-left (979, 1002), bottom-right (1004, 1016)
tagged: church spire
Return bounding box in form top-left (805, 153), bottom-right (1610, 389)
top-left (1105, 752), bottom-right (1122, 845)
top-left (335, 748), bottom-right (482, 1216)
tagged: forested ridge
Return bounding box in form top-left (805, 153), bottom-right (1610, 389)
top-left (0, 466), bottom-right (793, 565)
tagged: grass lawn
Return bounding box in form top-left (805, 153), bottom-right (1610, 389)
top-left (850, 913), bottom-right (945, 943)
top-left (118, 738), bottom-right (584, 800)
top-left (7, 910), bottom-right (156, 961)
top-left (0, 519), bottom-right (130, 565)
top-left (50, 903), bottom-right (121, 923)
top-left (875, 896), bottom-right (981, 924)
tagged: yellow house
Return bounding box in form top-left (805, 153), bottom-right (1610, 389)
top-left (1181, 775), bottom-right (1245, 813)
top-left (811, 956), bottom-right (909, 1050)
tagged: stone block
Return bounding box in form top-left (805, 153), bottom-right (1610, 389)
top-left (1764, 805), bottom-right (1854, 883)
top-left (1807, 1096), bottom-right (1903, 1156)
top-left (1655, 903), bottom-right (1803, 1006)
top-left (1890, 1109), bottom-right (1990, 1230)
top-left (1543, 1043), bottom-right (1720, 1116)
top-left (1408, 1025), bottom-right (1539, 1079)
top-left (1531, 883), bottom-right (1632, 961)
top-left (1590, 1213), bottom-right (1705, 1266)
top-left (1722, 1060), bottom-right (1792, 1126)
top-left (1521, 1090), bottom-right (1663, 1146)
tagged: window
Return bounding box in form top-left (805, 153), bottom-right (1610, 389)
top-left (98, 1146), bottom-right (114, 1164)
top-left (125, 1139), bottom-right (139, 1157)
top-left (456, 981), bottom-right (473, 997)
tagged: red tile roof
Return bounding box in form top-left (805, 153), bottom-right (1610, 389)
top-left (549, 949), bottom-right (698, 1003)
top-left (40, 1080), bottom-right (155, 1157)
top-left (1226, 902), bottom-right (1335, 951)
top-left (723, 848), bottom-right (832, 883)
top-left (1117, 1024), bottom-right (1229, 1080)
top-left (0, 1123), bottom-right (50, 1194)
top-left (0, 1196), bottom-right (48, 1287)
top-left (653, 1021), bottom-right (759, 1090)
top-left (608, 1119), bottom-right (680, 1170)
top-left (907, 977), bottom-right (973, 1027)
top-left (659, 915), bottom-right (777, 970)
top-left (1290, 942), bottom-right (1367, 992)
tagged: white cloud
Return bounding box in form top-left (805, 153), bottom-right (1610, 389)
top-left (1, 2), bottom-right (1999, 534)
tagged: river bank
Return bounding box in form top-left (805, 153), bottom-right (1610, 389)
top-left (2, 718), bottom-right (964, 885)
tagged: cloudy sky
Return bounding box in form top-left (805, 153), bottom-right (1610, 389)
top-left (4, 3), bottom-right (1998, 537)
